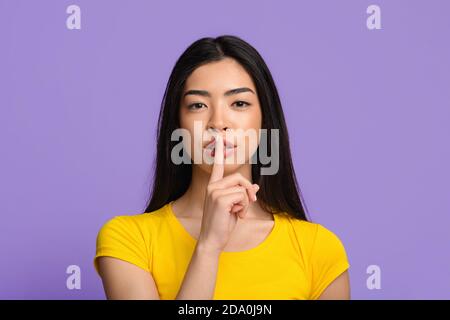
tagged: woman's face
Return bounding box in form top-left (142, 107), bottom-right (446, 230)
top-left (179, 57), bottom-right (262, 175)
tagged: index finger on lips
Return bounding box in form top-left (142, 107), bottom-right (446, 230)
top-left (208, 134), bottom-right (224, 183)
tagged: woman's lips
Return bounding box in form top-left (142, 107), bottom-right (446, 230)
top-left (204, 138), bottom-right (235, 150)
top-left (203, 139), bottom-right (236, 158)
top-left (209, 146), bottom-right (235, 158)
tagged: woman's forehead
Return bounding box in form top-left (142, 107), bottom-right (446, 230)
top-left (184, 58), bottom-right (256, 95)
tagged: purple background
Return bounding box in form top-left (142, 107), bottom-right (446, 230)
top-left (1, 0), bottom-right (449, 299)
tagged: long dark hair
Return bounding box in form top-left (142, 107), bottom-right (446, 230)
top-left (144, 35), bottom-right (309, 221)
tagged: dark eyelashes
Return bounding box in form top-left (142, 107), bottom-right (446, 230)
top-left (187, 101), bottom-right (251, 110)
top-left (232, 101), bottom-right (251, 108)
top-left (187, 102), bottom-right (206, 110)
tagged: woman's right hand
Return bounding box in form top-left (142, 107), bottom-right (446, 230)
top-left (197, 135), bottom-right (260, 255)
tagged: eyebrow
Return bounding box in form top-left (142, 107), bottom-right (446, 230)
top-left (183, 87), bottom-right (255, 98)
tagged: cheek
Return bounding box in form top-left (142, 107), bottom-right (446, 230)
top-left (250, 108), bottom-right (262, 156)
top-left (179, 111), bottom-right (203, 141)
top-left (178, 109), bottom-right (191, 130)
top-left (234, 108), bottom-right (262, 161)
top-left (178, 121), bottom-right (208, 161)
top-left (237, 106), bottom-right (262, 129)
top-left (242, 105), bottom-right (262, 133)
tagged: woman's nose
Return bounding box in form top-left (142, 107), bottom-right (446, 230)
top-left (207, 125), bottom-right (229, 135)
top-left (207, 106), bottom-right (230, 132)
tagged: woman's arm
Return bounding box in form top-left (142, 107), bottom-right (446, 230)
top-left (97, 242), bottom-right (221, 300)
top-left (318, 270), bottom-right (350, 300)
top-left (97, 256), bottom-right (160, 299)
top-left (175, 242), bottom-right (221, 300)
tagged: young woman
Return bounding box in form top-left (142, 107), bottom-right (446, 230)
top-left (94, 35), bottom-right (350, 300)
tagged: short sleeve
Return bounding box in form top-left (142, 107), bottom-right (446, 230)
top-left (94, 216), bottom-right (150, 275)
top-left (309, 224), bottom-right (350, 299)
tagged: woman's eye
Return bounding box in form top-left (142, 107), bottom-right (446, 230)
top-left (188, 103), bottom-right (207, 110)
top-left (232, 101), bottom-right (251, 108)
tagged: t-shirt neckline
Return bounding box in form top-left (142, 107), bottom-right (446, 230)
top-left (165, 201), bottom-right (280, 257)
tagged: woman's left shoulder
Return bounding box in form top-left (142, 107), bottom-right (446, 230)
top-left (279, 214), bottom-right (347, 251)
top-left (278, 214), bottom-right (319, 237)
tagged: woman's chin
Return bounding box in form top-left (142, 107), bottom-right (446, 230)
top-left (197, 161), bottom-right (245, 175)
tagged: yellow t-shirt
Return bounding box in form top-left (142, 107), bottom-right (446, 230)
top-left (94, 202), bottom-right (350, 300)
